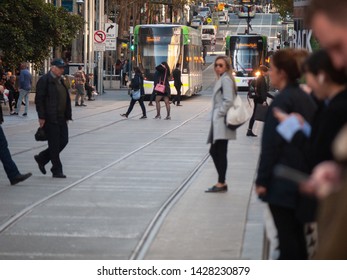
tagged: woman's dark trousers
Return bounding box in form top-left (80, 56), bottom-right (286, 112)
top-left (209, 140), bottom-right (228, 184)
top-left (126, 97), bottom-right (146, 116)
top-left (248, 99), bottom-right (259, 130)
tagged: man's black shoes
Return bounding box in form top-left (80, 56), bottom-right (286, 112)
top-left (53, 173), bottom-right (67, 178)
top-left (34, 155), bottom-right (46, 174)
top-left (10, 173), bottom-right (32, 185)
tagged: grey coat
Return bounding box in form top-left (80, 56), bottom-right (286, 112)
top-left (207, 72), bottom-right (236, 144)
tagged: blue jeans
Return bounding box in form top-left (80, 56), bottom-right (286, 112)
top-left (0, 125), bottom-right (20, 181)
top-left (16, 89), bottom-right (30, 114)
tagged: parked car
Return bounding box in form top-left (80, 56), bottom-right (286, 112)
top-left (191, 18), bottom-right (203, 28)
top-left (198, 6), bottom-right (211, 18)
top-left (218, 11), bottom-right (229, 24)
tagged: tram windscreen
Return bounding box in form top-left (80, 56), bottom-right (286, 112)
top-left (232, 49), bottom-right (259, 73)
top-left (229, 36), bottom-right (264, 74)
top-left (137, 26), bottom-right (181, 81)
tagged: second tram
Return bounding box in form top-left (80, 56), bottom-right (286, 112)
top-left (225, 34), bottom-right (268, 88)
top-left (133, 24), bottom-right (203, 96)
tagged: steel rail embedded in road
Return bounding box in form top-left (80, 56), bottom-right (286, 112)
top-left (0, 107), bottom-right (209, 243)
top-left (130, 152), bottom-right (210, 260)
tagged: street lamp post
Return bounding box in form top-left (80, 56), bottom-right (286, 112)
top-left (76, 0), bottom-right (84, 15)
top-left (96, 0), bottom-right (105, 95)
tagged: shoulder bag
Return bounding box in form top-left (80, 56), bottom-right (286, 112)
top-left (130, 76), bottom-right (141, 100)
top-left (225, 86), bottom-right (251, 130)
top-left (254, 103), bottom-right (268, 122)
top-left (154, 68), bottom-right (167, 94)
top-left (131, 89), bottom-right (141, 100)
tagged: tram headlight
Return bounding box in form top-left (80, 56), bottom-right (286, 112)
top-left (255, 71), bottom-right (261, 77)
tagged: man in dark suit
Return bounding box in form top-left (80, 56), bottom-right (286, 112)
top-left (0, 100), bottom-right (32, 185)
top-left (34, 58), bottom-right (72, 178)
top-left (172, 63), bottom-right (183, 106)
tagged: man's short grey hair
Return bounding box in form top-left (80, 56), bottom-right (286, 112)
top-left (21, 62), bottom-right (29, 68)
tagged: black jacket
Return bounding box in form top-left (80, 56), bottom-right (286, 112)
top-left (155, 64), bottom-right (171, 95)
top-left (4, 80), bottom-right (18, 98)
top-left (255, 75), bottom-right (267, 103)
top-left (35, 72), bottom-right (72, 123)
top-left (256, 83), bottom-right (317, 209)
top-left (131, 73), bottom-right (145, 95)
top-left (172, 67), bottom-right (182, 88)
top-left (294, 89), bottom-right (347, 170)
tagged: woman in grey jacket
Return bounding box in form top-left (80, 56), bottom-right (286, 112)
top-left (206, 56), bottom-right (237, 193)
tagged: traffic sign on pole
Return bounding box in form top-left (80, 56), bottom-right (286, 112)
top-left (94, 30), bottom-right (106, 43)
top-left (105, 23), bottom-right (118, 51)
top-left (105, 23), bottom-right (118, 38)
top-left (94, 43), bottom-right (106, 51)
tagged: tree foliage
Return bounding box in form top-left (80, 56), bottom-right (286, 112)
top-left (0, 0), bottom-right (84, 69)
top-left (272, 0), bottom-right (293, 19)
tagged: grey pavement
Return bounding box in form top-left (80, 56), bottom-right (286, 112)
top-left (0, 62), bottom-right (267, 259)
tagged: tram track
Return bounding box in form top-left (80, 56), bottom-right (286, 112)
top-left (0, 105), bottom-right (210, 259)
top-left (130, 152), bottom-right (210, 260)
top-left (9, 103), bottom-right (159, 157)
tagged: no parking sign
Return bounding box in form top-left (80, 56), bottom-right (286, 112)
top-left (94, 30), bottom-right (106, 43)
top-left (94, 30), bottom-right (106, 51)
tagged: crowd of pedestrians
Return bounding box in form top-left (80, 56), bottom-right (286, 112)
top-left (2, 0), bottom-right (347, 259)
top-left (255, 49), bottom-right (317, 259)
top-left (302, 0), bottom-right (347, 259)
top-left (202, 0), bottom-right (347, 260)
top-left (253, 0), bottom-right (347, 260)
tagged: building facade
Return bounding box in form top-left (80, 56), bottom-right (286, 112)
top-left (293, 0), bottom-right (319, 51)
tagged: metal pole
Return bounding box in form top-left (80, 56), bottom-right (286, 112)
top-left (84, 0), bottom-right (88, 71)
top-left (97, 0), bottom-right (105, 95)
top-left (88, 0), bottom-right (94, 75)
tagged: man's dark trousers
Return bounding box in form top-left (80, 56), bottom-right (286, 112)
top-left (173, 85), bottom-right (181, 105)
top-left (0, 126), bottom-right (20, 180)
top-left (37, 120), bottom-right (68, 175)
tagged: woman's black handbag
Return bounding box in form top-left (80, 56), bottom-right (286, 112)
top-left (35, 127), bottom-right (47, 141)
top-left (254, 103), bottom-right (268, 122)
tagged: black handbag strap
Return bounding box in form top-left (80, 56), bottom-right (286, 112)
top-left (158, 67), bottom-right (167, 85)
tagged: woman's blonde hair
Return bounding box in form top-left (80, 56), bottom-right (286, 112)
top-left (214, 55), bottom-right (237, 93)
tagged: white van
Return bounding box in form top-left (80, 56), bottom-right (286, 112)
top-left (201, 25), bottom-right (218, 45)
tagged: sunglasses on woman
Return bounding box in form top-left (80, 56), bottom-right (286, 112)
top-left (214, 63), bottom-right (225, 68)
